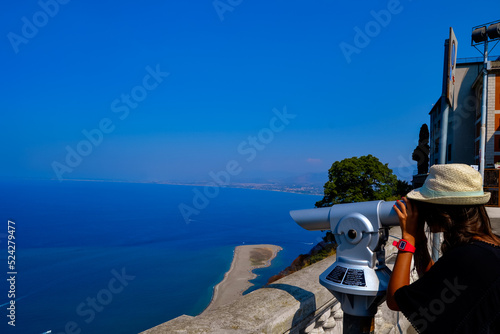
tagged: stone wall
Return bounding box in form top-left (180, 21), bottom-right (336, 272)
top-left (141, 238), bottom-right (415, 334)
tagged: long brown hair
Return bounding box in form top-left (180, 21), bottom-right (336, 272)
top-left (416, 202), bottom-right (500, 253)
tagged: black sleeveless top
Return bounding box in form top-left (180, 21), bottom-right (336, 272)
top-left (394, 240), bottom-right (500, 333)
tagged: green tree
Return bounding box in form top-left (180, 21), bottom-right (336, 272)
top-left (315, 155), bottom-right (399, 208)
top-left (271, 155), bottom-right (411, 282)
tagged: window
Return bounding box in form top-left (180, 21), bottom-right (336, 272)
top-left (495, 114), bottom-right (500, 131)
top-left (496, 75), bottom-right (500, 111)
top-left (495, 135), bottom-right (500, 152)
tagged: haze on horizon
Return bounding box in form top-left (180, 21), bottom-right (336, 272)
top-left (1, 0), bottom-right (499, 184)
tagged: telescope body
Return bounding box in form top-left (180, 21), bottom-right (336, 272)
top-left (289, 200), bottom-right (400, 316)
top-left (290, 200), bottom-right (399, 231)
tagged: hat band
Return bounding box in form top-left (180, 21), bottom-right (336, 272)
top-left (420, 188), bottom-right (485, 198)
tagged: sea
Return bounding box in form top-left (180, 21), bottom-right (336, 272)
top-left (0, 180), bottom-right (324, 334)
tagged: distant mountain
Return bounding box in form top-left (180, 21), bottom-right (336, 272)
top-left (160, 171), bottom-right (328, 195)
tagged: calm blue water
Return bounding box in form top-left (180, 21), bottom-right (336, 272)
top-left (0, 180), bottom-right (323, 334)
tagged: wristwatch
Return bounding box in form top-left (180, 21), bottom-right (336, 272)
top-left (393, 239), bottom-right (416, 253)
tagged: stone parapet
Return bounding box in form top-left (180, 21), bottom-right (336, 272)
top-left (141, 214), bottom-right (500, 334)
top-left (141, 249), bottom-right (413, 334)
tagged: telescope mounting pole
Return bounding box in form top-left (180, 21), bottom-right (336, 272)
top-left (343, 313), bottom-right (375, 334)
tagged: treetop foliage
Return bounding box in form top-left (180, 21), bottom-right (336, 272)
top-left (315, 155), bottom-right (411, 208)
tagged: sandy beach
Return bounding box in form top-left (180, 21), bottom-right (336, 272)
top-left (202, 244), bottom-right (282, 313)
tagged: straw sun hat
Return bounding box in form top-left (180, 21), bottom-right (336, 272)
top-left (406, 164), bottom-right (490, 205)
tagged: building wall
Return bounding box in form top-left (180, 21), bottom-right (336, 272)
top-left (429, 100), bottom-right (440, 166)
top-left (429, 62), bottom-right (499, 169)
top-left (486, 73), bottom-right (494, 165)
top-left (489, 72), bottom-right (500, 165)
top-left (495, 73), bottom-right (500, 164)
top-left (429, 63), bottom-right (481, 166)
top-left (450, 63), bottom-right (481, 165)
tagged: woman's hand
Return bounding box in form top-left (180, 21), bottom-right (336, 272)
top-left (394, 197), bottom-right (419, 245)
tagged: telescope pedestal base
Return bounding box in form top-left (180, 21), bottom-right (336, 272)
top-left (329, 290), bottom-right (385, 317)
top-left (343, 313), bottom-right (374, 334)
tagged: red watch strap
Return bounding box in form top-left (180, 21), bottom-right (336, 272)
top-left (393, 239), bottom-right (416, 253)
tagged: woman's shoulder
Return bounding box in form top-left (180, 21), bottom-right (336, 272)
top-left (465, 239), bottom-right (500, 255)
top-left (471, 238), bottom-right (500, 249)
top-left (448, 239), bottom-right (499, 253)
top-left (440, 240), bottom-right (500, 269)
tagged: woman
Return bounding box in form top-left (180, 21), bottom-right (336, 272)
top-left (386, 164), bottom-right (500, 333)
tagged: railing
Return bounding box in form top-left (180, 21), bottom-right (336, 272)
top-left (457, 55), bottom-right (500, 64)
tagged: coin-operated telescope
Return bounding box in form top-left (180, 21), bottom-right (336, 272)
top-left (290, 200), bottom-right (400, 329)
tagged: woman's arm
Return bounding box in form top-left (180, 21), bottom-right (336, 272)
top-left (386, 249), bottom-right (413, 311)
top-left (386, 198), bottom-right (419, 311)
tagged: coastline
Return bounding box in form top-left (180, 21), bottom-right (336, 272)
top-left (158, 182), bottom-right (323, 196)
top-left (39, 179), bottom-right (323, 196)
top-left (202, 244), bottom-right (282, 313)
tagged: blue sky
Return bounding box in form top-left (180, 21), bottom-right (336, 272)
top-left (1, 0), bottom-right (499, 183)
